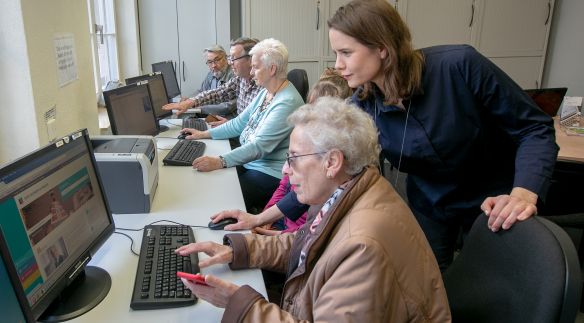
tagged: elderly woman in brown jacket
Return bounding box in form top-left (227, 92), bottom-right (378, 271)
top-left (176, 97), bottom-right (451, 322)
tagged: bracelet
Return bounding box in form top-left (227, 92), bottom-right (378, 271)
top-left (219, 155), bottom-right (227, 168)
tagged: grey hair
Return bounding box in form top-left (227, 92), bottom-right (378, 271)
top-left (203, 45), bottom-right (226, 55)
top-left (288, 97), bottom-right (380, 175)
top-left (249, 38), bottom-right (288, 79)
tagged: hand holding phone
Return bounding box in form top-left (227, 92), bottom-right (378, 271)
top-left (176, 271), bottom-right (208, 285)
top-left (205, 114), bottom-right (220, 123)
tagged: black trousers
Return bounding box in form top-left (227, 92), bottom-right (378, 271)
top-left (236, 166), bottom-right (279, 214)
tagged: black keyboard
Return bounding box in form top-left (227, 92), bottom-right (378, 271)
top-left (182, 117), bottom-right (208, 131)
top-left (163, 140), bottom-right (206, 166)
top-left (130, 225), bottom-right (200, 310)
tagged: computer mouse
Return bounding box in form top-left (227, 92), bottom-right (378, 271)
top-left (177, 131), bottom-right (191, 140)
top-left (208, 218), bottom-right (238, 230)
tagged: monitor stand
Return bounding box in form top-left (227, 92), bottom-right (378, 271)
top-left (38, 266), bottom-right (111, 322)
top-left (158, 124), bottom-right (170, 132)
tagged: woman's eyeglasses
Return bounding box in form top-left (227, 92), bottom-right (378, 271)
top-left (285, 152), bottom-right (327, 167)
top-left (227, 54), bottom-right (250, 64)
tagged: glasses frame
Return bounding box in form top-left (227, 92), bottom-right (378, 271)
top-left (285, 152), bottom-right (327, 168)
top-left (227, 54), bottom-right (250, 64)
top-left (206, 56), bottom-right (225, 66)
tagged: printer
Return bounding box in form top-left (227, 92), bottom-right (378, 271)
top-left (91, 135), bottom-right (158, 214)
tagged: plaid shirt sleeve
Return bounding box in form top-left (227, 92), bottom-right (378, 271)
top-left (189, 76), bottom-right (239, 107)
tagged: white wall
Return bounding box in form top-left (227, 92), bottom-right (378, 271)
top-left (543, 0), bottom-right (584, 96)
top-left (0, 0), bottom-right (39, 165)
top-left (116, 0), bottom-right (141, 81)
top-left (0, 0), bottom-right (99, 165)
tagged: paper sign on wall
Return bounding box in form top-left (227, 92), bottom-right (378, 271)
top-left (54, 34), bottom-right (78, 87)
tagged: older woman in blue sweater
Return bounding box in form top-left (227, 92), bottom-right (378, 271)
top-left (181, 38), bottom-right (304, 212)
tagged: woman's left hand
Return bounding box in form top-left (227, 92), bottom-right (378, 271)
top-left (180, 274), bottom-right (239, 308)
top-left (481, 187), bottom-right (538, 232)
top-left (192, 156), bottom-right (223, 172)
top-left (251, 226), bottom-right (282, 236)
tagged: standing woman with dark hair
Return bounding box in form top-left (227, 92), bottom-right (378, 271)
top-left (328, 0), bottom-right (558, 271)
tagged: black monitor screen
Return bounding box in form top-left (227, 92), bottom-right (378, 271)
top-left (104, 83), bottom-right (160, 136)
top-left (0, 129), bottom-right (114, 320)
top-left (524, 87), bottom-right (568, 117)
top-left (152, 61), bottom-right (181, 99)
top-left (125, 73), bottom-right (172, 120)
top-left (0, 231), bottom-right (30, 323)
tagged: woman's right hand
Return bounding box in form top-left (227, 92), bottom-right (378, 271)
top-left (210, 209), bottom-right (258, 231)
top-left (209, 115), bottom-right (228, 128)
top-left (175, 241), bottom-right (233, 268)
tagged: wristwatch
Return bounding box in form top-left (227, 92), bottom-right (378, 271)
top-left (219, 155), bottom-right (227, 168)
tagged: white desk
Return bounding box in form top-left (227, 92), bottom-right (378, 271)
top-left (554, 117), bottom-right (584, 163)
top-left (71, 119), bottom-right (266, 322)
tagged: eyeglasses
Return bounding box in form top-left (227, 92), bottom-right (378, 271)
top-left (227, 54), bottom-right (250, 64)
top-left (285, 152), bottom-right (327, 167)
top-left (206, 56), bottom-right (224, 66)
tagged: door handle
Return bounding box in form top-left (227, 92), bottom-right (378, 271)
top-left (469, 2), bottom-right (475, 27)
top-left (544, 1), bottom-right (551, 25)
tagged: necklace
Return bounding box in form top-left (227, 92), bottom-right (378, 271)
top-left (261, 80), bottom-right (288, 111)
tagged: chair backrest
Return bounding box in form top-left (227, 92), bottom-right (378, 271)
top-left (287, 69), bottom-right (309, 103)
top-left (443, 215), bottom-right (581, 323)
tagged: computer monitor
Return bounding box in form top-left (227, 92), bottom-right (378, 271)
top-left (125, 72), bottom-right (171, 132)
top-left (0, 230), bottom-right (31, 323)
top-left (524, 87), bottom-right (568, 117)
top-left (0, 129), bottom-right (115, 321)
top-left (103, 82), bottom-right (160, 136)
top-left (152, 61), bottom-right (181, 100)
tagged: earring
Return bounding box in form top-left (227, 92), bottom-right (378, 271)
top-left (326, 173), bottom-right (332, 179)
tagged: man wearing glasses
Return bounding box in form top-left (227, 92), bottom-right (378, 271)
top-left (164, 38), bottom-right (261, 127)
top-left (199, 45), bottom-right (234, 93)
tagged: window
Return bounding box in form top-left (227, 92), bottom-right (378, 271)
top-left (89, 0), bottom-right (119, 92)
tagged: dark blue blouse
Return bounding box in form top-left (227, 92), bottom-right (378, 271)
top-left (353, 45), bottom-right (558, 221)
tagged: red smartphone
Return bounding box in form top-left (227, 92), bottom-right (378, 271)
top-left (176, 271), bottom-right (208, 285)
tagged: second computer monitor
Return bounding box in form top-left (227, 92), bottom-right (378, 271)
top-left (126, 73), bottom-right (172, 131)
top-left (152, 61), bottom-right (181, 101)
top-left (103, 82), bottom-right (160, 136)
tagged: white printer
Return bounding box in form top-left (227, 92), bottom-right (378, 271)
top-left (91, 135), bottom-right (158, 214)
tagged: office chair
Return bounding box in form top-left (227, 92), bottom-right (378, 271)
top-left (287, 69), bottom-right (309, 103)
top-left (443, 214), bottom-right (581, 323)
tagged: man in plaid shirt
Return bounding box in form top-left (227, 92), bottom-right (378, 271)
top-left (163, 37), bottom-right (261, 127)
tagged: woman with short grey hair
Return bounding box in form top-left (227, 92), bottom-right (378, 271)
top-left (177, 97), bottom-right (449, 322)
top-left (288, 96), bottom-right (379, 175)
top-left (249, 38), bottom-right (288, 80)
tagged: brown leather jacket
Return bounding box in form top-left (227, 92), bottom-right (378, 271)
top-left (222, 167), bottom-right (451, 322)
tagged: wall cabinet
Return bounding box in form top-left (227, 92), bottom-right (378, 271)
top-left (403, 0), bottom-right (555, 89)
top-left (245, 0), bottom-right (398, 87)
top-left (137, 0), bottom-right (232, 97)
top-left (244, 0), bottom-right (554, 90)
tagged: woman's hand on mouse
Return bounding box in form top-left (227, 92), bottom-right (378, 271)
top-left (181, 128), bottom-right (211, 140)
top-left (211, 209), bottom-right (259, 231)
top-left (175, 241), bottom-right (233, 268)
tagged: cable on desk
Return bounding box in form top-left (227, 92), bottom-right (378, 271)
top-left (165, 120), bottom-right (183, 127)
top-left (114, 231), bottom-right (139, 256)
top-left (156, 136), bottom-right (181, 139)
top-left (116, 219), bottom-right (208, 232)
